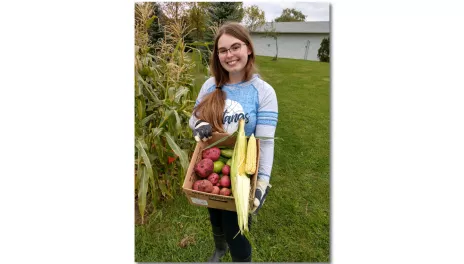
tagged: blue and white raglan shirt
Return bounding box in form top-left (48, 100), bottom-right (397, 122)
top-left (189, 73), bottom-right (278, 183)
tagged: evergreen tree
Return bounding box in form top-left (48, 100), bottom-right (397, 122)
top-left (207, 2), bottom-right (244, 27)
top-left (147, 3), bottom-right (164, 45)
top-left (317, 37), bottom-right (330, 62)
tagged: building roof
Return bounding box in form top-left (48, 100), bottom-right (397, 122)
top-left (251, 21), bottom-right (330, 34)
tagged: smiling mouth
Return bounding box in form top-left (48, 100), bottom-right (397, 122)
top-left (226, 60), bottom-right (238, 66)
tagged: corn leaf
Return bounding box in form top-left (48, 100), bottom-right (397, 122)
top-left (135, 137), bottom-right (154, 187)
top-left (137, 166), bottom-right (149, 223)
top-left (138, 75), bottom-right (161, 104)
top-left (135, 137), bottom-right (156, 224)
top-left (135, 97), bottom-right (146, 121)
top-left (135, 74), bottom-right (142, 96)
top-left (167, 110), bottom-right (177, 138)
top-left (141, 112), bottom-right (158, 126)
top-left (135, 152), bottom-right (142, 192)
top-left (174, 86), bottom-right (189, 103)
top-left (163, 132), bottom-right (189, 171)
top-left (183, 110), bottom-right (192, 117)
top-left (151, 127), bottom-right (163, 137)
top-left (158, 109), bottom-right (173, 128)
top-left (167, 86), bottom-right (176, 102)
top-left (173, 110), bottom-right (182, 132)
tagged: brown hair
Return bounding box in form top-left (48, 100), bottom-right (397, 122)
top-left (193, 22), bottom-right (257, 133)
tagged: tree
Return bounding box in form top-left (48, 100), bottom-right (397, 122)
top-left (185, 2), bottom-right (212, 64)
top-left (317, 37), bottom-right (330, 62)
top-left (147, 3), bottom-right (164, 45)
top-left (243, 5), bottom-right (265, 32)
top-left (161, 2), bottom-right (189, 23)
top-left (207, 2), bottom-right (244, 27)
top-left (197, 2), bottom-right (244, 63)
top-left (186, 2), bottom-right (210, 41)
top-left (263, 22), bottom-right (279, 60)
top-left (274, 8), bottom-right (306, 22)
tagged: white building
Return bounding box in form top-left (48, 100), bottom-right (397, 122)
top-left (250, 21), bottom-right (330, 61)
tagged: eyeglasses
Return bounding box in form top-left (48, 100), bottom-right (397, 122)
top-left (217, 43), bottom-right (247, 56)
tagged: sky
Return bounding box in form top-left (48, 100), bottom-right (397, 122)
top-left (242, 1), bottom-right (330, 22)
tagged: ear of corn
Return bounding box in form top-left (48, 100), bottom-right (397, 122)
top-left (245, 133), bottom-right (257, 175)
top-left (230, 119), bottom-right (250, 238)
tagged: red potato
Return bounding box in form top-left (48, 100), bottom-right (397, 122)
top-left (194, 158), bottom-right (214, 178)
top-left (219, 187), bottom-right (231, 196)
top-left (207, 173), bottom-right (220, 185)
top-left (221, 165), bottom-right (230, 176)
top-left (211, 186), bottom-right (220, 195)
top-left (215, 182), bottom-right (221, 187)
top-left (198, 180), bottom-right (214, 193)
top-left (219, 175), bottom-right (231, 188)
top-left (192, 180), bottom-right (202, 191)
top-left (202, 147), bottom-right (221, 161)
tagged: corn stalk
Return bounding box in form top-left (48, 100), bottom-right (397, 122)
top-left (134, 2), bottom-right (199, 224)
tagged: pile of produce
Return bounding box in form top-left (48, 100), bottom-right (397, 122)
top-left (192, 146), bottom-right (234, 196)
top-left (191, 119), bottom-right (258, 239)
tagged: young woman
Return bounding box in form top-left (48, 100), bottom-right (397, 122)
top-left (189, 22), bottom-right (278, 262)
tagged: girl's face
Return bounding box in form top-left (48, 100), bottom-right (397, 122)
top-left (217, 34), bottom-right (251, 75)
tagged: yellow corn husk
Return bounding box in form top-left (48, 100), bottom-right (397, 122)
top-left (245, 133), bottom-right (257, 175)
top-left (230, 119), bottom-right (251, 238)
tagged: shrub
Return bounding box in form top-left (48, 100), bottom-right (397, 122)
top-left (317, 37), bottom-right (330, 63)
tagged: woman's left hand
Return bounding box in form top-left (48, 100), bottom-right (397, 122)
top-left (251, 179), bottom-right (272, 215)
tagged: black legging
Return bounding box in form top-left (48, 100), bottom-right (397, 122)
top-left (208, 208), bottom-right (252, 260)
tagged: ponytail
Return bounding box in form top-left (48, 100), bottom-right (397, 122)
top-left (193, 87), bottom-right (226, 133)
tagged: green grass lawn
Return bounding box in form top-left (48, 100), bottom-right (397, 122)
top-left (135, 55), bottom-right (330, 262)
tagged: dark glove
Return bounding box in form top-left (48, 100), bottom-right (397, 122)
top-left (193, 120), bottom-right (212, 142)
top-left (251, 179), bottom-right (272, 215)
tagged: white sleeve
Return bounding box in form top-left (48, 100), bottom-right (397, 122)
top-left (254, 84), bottom-right (278, 183)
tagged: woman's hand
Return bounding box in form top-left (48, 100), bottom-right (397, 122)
top-left (251, 179), bottom-right (272, 215)
top-left (193, 120), bottom-right (213, 142)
